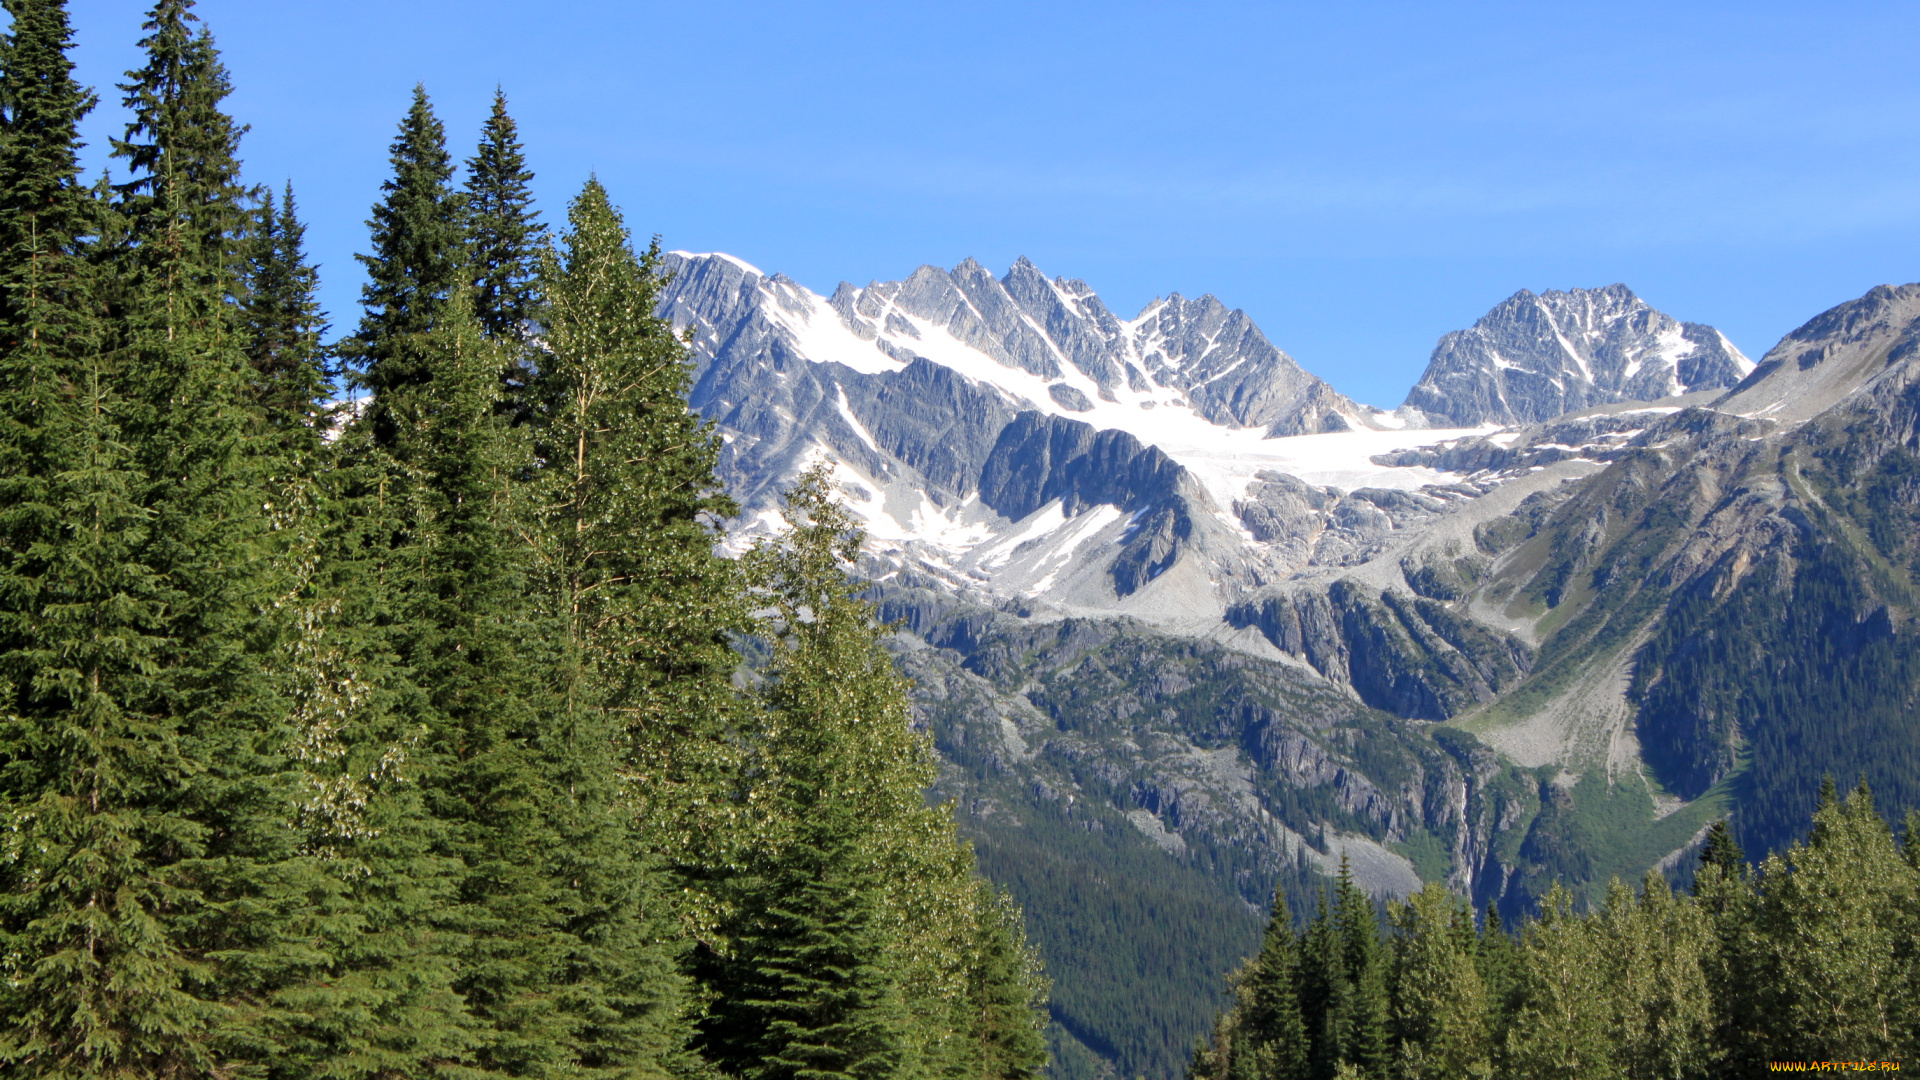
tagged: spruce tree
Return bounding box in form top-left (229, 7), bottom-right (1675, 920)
top-left (345, 83), bottom-right (465, 442)
top-left (1297, 893), bottom-right (1347, 1080)
top-left (387, 175), bottom-right (699, 1075)
top-left (699, 468), bottom-right (922, 1079)
top-left (1387, 884), bottom-right (1489, 1080)
top-left (110, 0), bottom-right (252, 311)
top-left (1, 2), bottom-right (327, 1072)
top-left (1696, 819), bottom-right (1746, 883)
top-left (1330, 862), bottom-right (1389, 1080)
top-left (1471, 905), bottom-right (1523, 1059)
top-left (705, 469), bottom-right (1048, 1080)
top-left (465, 88), bottom-right (544, 343)
top-left (279, 369), bottom-right (480, 1079)
top-left (1232, 888), bottom-right (1308, 1080)
top-left (0, 0), bottom-right (96, 353)
top-left (960, 883), bottom-right (1050, 1080)
top-left (528, 177), bottom-right (741, 881)
top-left (1504, 886), bottom-right (1616, 1080)
top-left (1745, 782), bottom-right (1920, 1061)
top-left (242, 182), bottom-right (329, 435)
top-left (254, 81), bottom-right (499, 1080)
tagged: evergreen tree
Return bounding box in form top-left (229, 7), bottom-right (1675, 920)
top-left (528, 177), bottom-right (743, 891)
top-left (279, 365), bottom-right (480, 1079)
top-left (1330, 862), bottom-right (1389, 1080)
top-left (1297, 894), bottom-right (1347, 1080)
top-left (700, 468), bottom-right (923, 1079)
top-left (1744, 781), bottom-right (1920, 1061)
top-left (1227, 888), bottom-right (1307, 1080)
top-left (345, 83), bottom-right (465, 442)
top-left (265, 82), bottom-right (504, 1080)
top-left (959, 883), bottom-right (1050, 1080)
top-left (1472, 905), bottom-right (1524, 1061)
top-left (242, 181), bottom-right (328, 435)
top-left (478, 174), bottom-right (707, 1075)
top-left (465, 88), bottom-right (543, 343)
top-left (109, 0), bottom-right (252, 317)
top-left (1387, 884), bottom-right (1489, 1080)
top-left (0, 0), bottom-right (96, 354)
top-left (1696, 820), bottom-right (1746, 884)
top-left (1503, 887), bottom-right (1617, 1080)
top-left (0, 2), bottom-right (330, 1072)
top-left (1574, 876), bottom-right (1719, 1080)
top-left (702, 468), bottom-right (1049, 1080)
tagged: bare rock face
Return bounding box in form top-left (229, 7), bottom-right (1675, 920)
top-left (1403, 284), bottom-right (1751, 427)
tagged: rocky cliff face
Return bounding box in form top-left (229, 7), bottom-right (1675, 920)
top-left (1402, 284), bottom-right (1751, 427)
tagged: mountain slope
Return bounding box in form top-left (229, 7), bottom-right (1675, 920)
top-left (1402, 284), bottom-right (1751, 427)
top-left (657, 252), bottom-right (1920, 1080)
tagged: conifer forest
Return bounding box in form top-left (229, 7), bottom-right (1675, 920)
top-left (0, 2), bottom-right (1915, 1078)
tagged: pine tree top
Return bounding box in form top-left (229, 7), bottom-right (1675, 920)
top-left (0, 0), bottom-right (98, 346)
top-left (465, 87), bottom-right (544, 341)
top-left (111, 0), bottom-right (252, 313)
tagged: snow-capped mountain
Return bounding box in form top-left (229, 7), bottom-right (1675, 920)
top-left (658, 251), bottom-right (1492, 624)
top-left (1401, 284), bottom-right (1751, 427)
top-left (655, 251), bottom-right (1920, 1077)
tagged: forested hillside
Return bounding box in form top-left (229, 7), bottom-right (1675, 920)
top-left (0, 2), bottom-right (1046, 1076)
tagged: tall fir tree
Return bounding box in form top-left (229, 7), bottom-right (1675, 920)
top-left (1696, 820), bottom-right (1746, 883)
top-left (700, 468), bottom-right (924, 1080)
top-left (380, 288), bottom-right (571, 1077)
top-left (1471, 904), bottom-right (1523, 1061)
top-left (1744, 782), bottom-right (1920, 1061)
top-left (528, 177), bottom-right (742, 885)
top-left (345, 83), bottom-right (465, 444)
top-left (280, 366), bottom-right (480, 1078)
top-left (1, 1), bottom-right (330, 1072)
top-left (1235, 888), bottom-right (1309, 1080)
top-left (1386, 884), bottom-right (1489, 1080)
top-left (254, 82), bottom-right (494, 1080)
top-left (448, 175), bottom-right (703, 1075)
top-left (1297, 893), bottom-right (1347, 1080)
top-left (1331, 862), bottom-right (1389, 1080)
top-left (464, 88), bottom-right (543, 344)
top-left (242, 181), bottom-right (329, 436)
top-left (700, 468), bottom-right (1050, 1080)
top-left (959, 882), bottom-right (1050, 1080)
top-left (0, 0), bottom-right (96, 354)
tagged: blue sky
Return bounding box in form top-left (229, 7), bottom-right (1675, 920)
top-left (64, 1), bottom-right (1920, 408)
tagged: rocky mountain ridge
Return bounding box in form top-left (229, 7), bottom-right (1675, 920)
top-left (655, 253), bottom-right (1919, 1080)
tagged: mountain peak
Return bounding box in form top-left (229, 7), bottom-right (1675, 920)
top-left (1402, 285), bottom-right (1750, 426)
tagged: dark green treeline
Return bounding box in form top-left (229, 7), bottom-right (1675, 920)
top-left (1192, 785), bottom-right (1920, 1080)
top-left (0, 3), bottom-right (1049, 1078)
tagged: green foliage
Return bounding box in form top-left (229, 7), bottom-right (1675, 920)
top-left (0, 0), bottom-right (97, 357)
top-left (344, 82), bottom-right (465, 434)
top-left (528, 178), bottom-right (741, 871)
top-left (0, 8), bottom-right (1055, 1080)
top-left (700, 468), bottom-right (1050, 1080)
top-left (1736, 782), bottom-right (1920, 1063)
top-left (0, 4), bottom-right (349, 1073)
top-left (243, 182), bottom-right (329, 434)
top-left (465, 88), bottom-right (544, 344)
top-left (1194, 790), bottom-right (1919, 1080)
